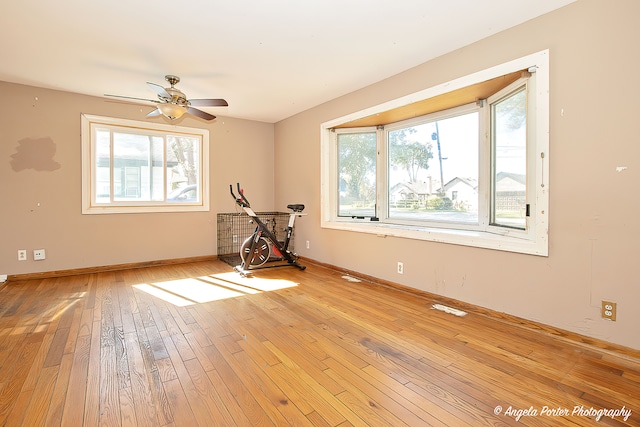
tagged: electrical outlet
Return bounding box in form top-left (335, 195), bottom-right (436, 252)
top-left (601, 301), bottom-right (617, 321)
top-left (306, 240), bottom-right (310, 249)
top-left (18, 250), bottom-right (27, 261)
top-left (397, 262), bottom-right (404, 274)
top-left (33, 249), bottom-right (46, 261)
top-left (232, 234), bottom-right (238, 243)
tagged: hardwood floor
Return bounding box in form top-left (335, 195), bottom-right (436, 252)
top-left (0, 259), bottom-right (638, 426)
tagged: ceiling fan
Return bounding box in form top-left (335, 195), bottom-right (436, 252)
top-left (105, 75), bottom-right (228, 121)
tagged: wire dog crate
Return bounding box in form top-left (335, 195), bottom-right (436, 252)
top-left (217, 212), bottom-right (294, 266)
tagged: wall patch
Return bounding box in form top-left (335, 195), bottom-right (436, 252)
top-left (10, 137), bottom-right (61, 172)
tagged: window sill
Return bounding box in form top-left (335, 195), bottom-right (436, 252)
top-left (82, 204), bottom-right (209, 215)
top-left (321, 219), bottom-right (548, 256)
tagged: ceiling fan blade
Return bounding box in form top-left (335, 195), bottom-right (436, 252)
top-left (104, 94), bottom-right (159, 103)
top-left (188, 98), bottom-right (228, 107)
top-left (147, 82), bottom-right (171, 99)
top-left (187, 107), bottom-right (216, 121)
top-left (146, 108), bottom-right (162, 118)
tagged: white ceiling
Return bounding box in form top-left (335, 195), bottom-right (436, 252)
top-left (1, 0), bottom-right (575, 123)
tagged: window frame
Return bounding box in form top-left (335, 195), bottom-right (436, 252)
top-left (81, 114), bottom-right (210, 214)
top-left (320, 50), bottom-right (549, 256)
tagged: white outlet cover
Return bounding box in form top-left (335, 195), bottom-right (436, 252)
top-left (33, 249), bottom-right (46, 260)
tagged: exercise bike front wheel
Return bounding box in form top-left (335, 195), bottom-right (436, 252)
top-left (240, 236), bottom-right (271, 267)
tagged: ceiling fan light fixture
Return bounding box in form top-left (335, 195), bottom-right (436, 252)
top-left (157, 103), bottom-right (187, 120)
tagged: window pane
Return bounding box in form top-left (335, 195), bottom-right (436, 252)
top-left (167, 136), bottom-right (200, 203)
top-left (112, 133), bottom-right (163, 201)
top-left (492, 88), bottom-right (527, 229)
top-left (388, 112), bottom-right (478, 224)
top-left (337, 132), bottom-right (376, 217)
top-left (95, 129), bottom-right (110, 203)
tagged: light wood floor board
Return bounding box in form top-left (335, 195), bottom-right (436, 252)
top-left (0, 259), bottom-right (638, 426)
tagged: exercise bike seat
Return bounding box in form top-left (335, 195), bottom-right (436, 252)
top-left (287, 204), bottom-right (305, 212)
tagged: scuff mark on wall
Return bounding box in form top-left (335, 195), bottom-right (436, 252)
top-left (10, 137), bottom-right (61, 172)
top-left (434, 267), bottom-right (446, 294)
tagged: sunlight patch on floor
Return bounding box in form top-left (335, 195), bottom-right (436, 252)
top-left (197, 275), bottom-right (261, 295)
top-left (153, 278), bottom-right (244, 303)
top-left (133, 272), bottom-right (298, 306)
top-left (211, 272), bottom-right (299, 292)
top-left (10, 293), bottom-right (85, 334)
top-left (133, 283), bottom-right (194, 307)
top-left (48, 297), bottom-right (81, 322)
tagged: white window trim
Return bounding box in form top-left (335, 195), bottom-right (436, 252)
top-left (320, 50), bottom-right (549, 256)
top-left (81, 114), bottom-right (210, 214)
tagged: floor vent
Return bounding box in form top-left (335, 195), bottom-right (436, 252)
top-left (431, 304), bottom-right (467, 317)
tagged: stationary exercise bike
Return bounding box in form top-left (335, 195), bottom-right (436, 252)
top-left (230, 183), bottom-right (306, 275)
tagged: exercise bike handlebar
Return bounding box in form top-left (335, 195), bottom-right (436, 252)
top-left (230, 183), bottom-right (251, 208)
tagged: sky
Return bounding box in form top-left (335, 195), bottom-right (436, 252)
top-left (392, 109), bottom-right (526, 187)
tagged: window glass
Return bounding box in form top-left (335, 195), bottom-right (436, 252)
top-left (491, 87), bottom-right (527, 229)
top-left (166, 135), bottom-right (200, 202)
top-left (388, 112), bottom-right (478, 224)
top-left (337, 132), bottom-right (377, 217)
top-left (95, 129), bottom-right (111, 203)
top-left (112, 132), bottom-right (164, 202)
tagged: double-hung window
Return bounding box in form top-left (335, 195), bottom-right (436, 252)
top-left (81, 114), bottom-right (209, 214)
top-left (321, 51), bottom-right (549, 255)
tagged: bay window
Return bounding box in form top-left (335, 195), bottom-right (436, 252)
top-left (321, 51), bottom-right (549, 255)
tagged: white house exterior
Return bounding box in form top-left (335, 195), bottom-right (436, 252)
top-left (442, 177), bottom-right (478, 211)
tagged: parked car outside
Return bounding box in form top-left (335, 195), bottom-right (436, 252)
top-left (167, 184), bottom-right (197, 202)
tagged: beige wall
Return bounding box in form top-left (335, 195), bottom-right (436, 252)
top-left (274, 0), bottom-right (640, 349)
top-left (1, 82), bottom-right (275, 275)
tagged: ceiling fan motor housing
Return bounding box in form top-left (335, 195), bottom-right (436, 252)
top-left (163, 87), bottom-right (189, 106)
top-left (162, 75), bottom-right (189, 106)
